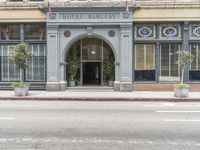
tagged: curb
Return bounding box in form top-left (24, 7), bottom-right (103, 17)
top-left (0, 97), bottom-right (200, 102)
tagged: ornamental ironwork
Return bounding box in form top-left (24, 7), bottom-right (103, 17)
top-left (190, 24), bottom-right (200, 40)
top-left (138, 27), bottom-right (152, 37)
top-left (134, 24), bottom-right (156, 40)
top-left (160, 24), bottom-right (181, 40)
top-left (163, 27), bottom-right (177, 37)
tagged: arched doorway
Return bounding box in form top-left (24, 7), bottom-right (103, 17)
top-left (66, 37), bottom-right (115, 86)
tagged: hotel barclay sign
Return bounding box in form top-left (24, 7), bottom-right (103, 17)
top-left (48, 11), bottom-right (131, 21)
top-left (59, 13), bottom-right (120, 20)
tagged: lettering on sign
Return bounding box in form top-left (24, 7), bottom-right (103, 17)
top-left (59, 13), bottom-right (120, 20)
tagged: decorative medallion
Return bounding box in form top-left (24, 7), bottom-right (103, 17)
top-left (138, 27), bottom-right (152, 37)
top-left (134, 24), bottom-right (156, 40)
top-left (64, 30), bottom-right (71, 37)
top-left (193, 27), bottom-right (200, 37)
top-left (108, 30), bottom-right (115, 37)
top-left (163, 27), bottom-right (177, 37)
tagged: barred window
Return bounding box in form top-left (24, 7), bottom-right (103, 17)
top-left (0, 44), bottom-right (46, 82)
top-left (26, 44), bottom-right (46, 81)
top-left (0, 44), bottom-right (20, 81)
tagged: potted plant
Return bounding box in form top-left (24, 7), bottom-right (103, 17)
top-left (174, 50), bottom-right (194, 98)
top-left (67, 60), bottom-right (80, 87)
top-left (10, 43), bottom-right (32, 96)
top-left (103, 61), bottom-right (115, 87)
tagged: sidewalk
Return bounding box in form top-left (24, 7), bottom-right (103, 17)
top-left (0, 90), bottom-right (200, 102)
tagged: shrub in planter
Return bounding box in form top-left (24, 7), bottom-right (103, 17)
top-left (174, 83), bottom-right (190, 98)
top-left (103, 61), bottom-right (115, 87)
top-left (10, 43), bottom-right (32, 96)
top-left (67, 60), bottom-right (80, 87)
top-left (174, 50), bottom-right (194, 98)
top-left (11, 82), bottom-right (30, 96)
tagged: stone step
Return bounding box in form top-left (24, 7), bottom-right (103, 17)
top-left (66, 86), bottom-right (114, 92)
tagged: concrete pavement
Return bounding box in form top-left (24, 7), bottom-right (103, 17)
top-left (0, 101), bottom-right (200, 150)
top-left (0, 90), bottom-right (200, 101)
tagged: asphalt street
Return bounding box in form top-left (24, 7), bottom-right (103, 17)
top-left (0, 101), bottom-right (200, 150)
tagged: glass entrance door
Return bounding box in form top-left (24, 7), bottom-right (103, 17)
top-left (83, 62), bottom-right (101, 85)
top-left (160, 44), bottom-right (180, 81)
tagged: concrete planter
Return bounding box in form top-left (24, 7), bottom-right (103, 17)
top-left (174, 87), bottom-right (189, 98)
top-left (108, 81), bottom-right (114, 87)
top-left (69, 80), bottom-right (76, 87)
top-left (14, 86), bottom-right (29, 96)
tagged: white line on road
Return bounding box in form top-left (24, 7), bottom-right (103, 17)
top-left (0, 117), bottom-right (15, 120)
top-left (144, 104), bottom-right (200, 107)
top-left (163, 119), bottom-right (200, 122)
top-left (156, 111), bottom-right (200, 113)
top-left (0, 105), bottom-right (41, 107)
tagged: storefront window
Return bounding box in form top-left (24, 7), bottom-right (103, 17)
top-left (0, 24), bottom-right (20, 40)
top-left (26, 44), bottom-right (46, 81)
top-left (134, 44), bottom-right (155, 81)
top-left (189, 44), bottom-right (200, 81)
top-left (24, 24), bottom-right (46, 40)
top-left (159, 44), bottom-right (180, 81)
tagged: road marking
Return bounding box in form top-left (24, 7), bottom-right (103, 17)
top-left (0, 105), bottom-right (41, 107)
top-left (156, 110), bottom-right (200, 113)
top-left (144, 104), bottom-right (200, 107)
top-left (0, 117), bottom-right (15, 120)
top-left (163, 119), bottom-right (200, 122)
top-left (0, 149), bottom-right (44, 150)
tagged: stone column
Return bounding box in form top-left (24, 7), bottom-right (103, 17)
top-left (182, 21), bottom-right (190, 83)
top-left (20, 24), bottom-right (24, 43)
top-left (46, 26), bottom-right (60, 91)
top-left (115, 24), bottom-right (133, 92)
top-left (59, 62), bottom-right (67, 91)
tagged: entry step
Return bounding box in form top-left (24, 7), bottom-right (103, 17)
top-left (66, 86), bottom-right (114, 92)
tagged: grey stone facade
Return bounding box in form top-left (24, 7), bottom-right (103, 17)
top-left (46, 8), bottom-right (133, 91)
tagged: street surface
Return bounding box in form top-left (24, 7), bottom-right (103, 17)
top-left (0, 101), bottom-right (200, 150)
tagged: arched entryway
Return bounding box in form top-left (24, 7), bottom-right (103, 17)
top-left (66, 37), bottom-right (115, 86)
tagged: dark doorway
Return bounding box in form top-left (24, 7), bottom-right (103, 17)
top-left (83, 62), bottom-right (101, 85)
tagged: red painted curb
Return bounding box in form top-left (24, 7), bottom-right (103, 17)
top-left (0, 97), bottom-right (199, 102)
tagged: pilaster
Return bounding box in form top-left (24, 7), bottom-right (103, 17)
top-left (182, 21), bottom-right (190, 83)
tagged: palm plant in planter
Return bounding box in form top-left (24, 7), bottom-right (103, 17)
top-left (67, 60), bottom-right (80, 87)
top-left (174, 50), bottom-right (194, 98)
top-left (10, 43), bottom-right (32, 96)
top-left (103, 61), bottom-right (115, 87)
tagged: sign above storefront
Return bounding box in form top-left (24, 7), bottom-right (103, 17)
top-left (47, 11), bottom-right (132, 23)
top-left (59, 13), bottom-right (120, 20)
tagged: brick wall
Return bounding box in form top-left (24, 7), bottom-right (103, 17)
top-left (133, 83), bottom-right (200, 91)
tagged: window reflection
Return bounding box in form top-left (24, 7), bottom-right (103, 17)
top-left (0, 24), bottom-right (20, 40)
top-left (24, 24), bottom-right (46, 40)
top-left (134, 44), bottom-right (155, 81)
top-left (160, 44), bottom-right (180, 81)
top-left (189, 44), bottom-right (200, 81)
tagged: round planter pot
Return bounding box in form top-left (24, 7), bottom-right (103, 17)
top-left (69, 81), bottom-right (76, 87)
top-left (174, 87), bottom-right (189, 98)
top-left (14, 86), bottom-right (29, 96)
